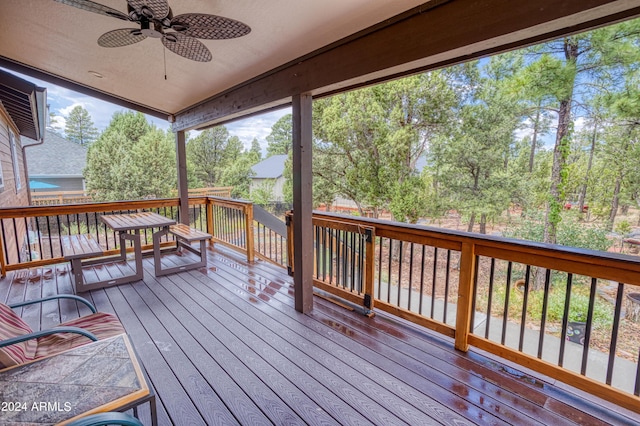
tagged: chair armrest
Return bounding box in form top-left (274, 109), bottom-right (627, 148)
top-left (9, 295), bottom-right (97, 313)
top-left (66, 413), bottom-right (144, 426)
top-left (0, 326), bottom-right (98, 349)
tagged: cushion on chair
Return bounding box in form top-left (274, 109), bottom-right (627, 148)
top-left (0, 304), bottom-right (37, 369)
top-left (35, 312), bottom-right (125, 359)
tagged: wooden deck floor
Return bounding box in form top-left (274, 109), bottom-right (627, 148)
top-left (2, 245), bottom-right (640, 425)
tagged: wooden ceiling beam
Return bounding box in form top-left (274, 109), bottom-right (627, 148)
top-left (173, 0), bottom-right (640, 131)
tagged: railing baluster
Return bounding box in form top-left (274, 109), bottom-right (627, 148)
top-left (635, 349), bottom-right (640, 396)
top-left (315, 225), bottom-right (320, 279)
top-left (431, 247), bottom-right (438, 318)
top-left (408, 243), bottom-right (414, 311)
top-left (607, 282), bottom-right (625, 385)
top-left (1, 219), bottom-right (7, 267)
top-left (537, 268), bottom-right (552, 359)
top-left (12, 218), bottom-right (20, 262)
top-left (35, 217), bottom-right (43, 259)
top-left (46, 216), bottom-right (53, 259)
top-left (518, 265), bottom-right (531, 352)
top-left (485, 258), bottom-right (496, 339)
top-left (377, 237), bottom-right (382, 300)
top-left (443, 250), bottom-right (451, 324)
top-left (581, 277), bottom-right (598, 375)
top-left (419, 245), bottom-right (426, 315)
top-left (397, 240), bottom-right (403, 307)
top-left (24, 217), bottom-right (32, 261)
top-left (501, 261), bottom-right (512, 346)
top-left (329, 229), bottom-right (334, 285)
top-left (387, 238), bottom-right (392, 303)
top-left (559, 273), bottom-right (573, 367)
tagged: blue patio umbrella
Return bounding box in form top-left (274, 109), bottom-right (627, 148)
top-left (29, 180), bottom-right (59, 190)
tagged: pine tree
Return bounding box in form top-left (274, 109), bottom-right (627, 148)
top-left (65, 105), bottom-right (98, 145)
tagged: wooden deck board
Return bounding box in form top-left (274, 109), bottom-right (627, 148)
top-left (2, 245), bottom-right (640, 425)
top-left (160, 266), bottom-right (413, 425)
top-left (197, 257), bottom-right (485, 425)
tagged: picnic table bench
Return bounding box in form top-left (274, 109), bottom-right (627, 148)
top-left (153, 224), bottom-right (211, 276)
top-left (61, 234), bottom-right (105, 293)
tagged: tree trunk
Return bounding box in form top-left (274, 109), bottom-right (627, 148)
top-left (578, 122), bottom-right (597, 212)
top-left (544, 98), bottom-right (572, 244)
top-left (529, 108), bottom-right (541, 173)
top-left (608, 177), bottom-right (622, 231)
top-left (467, 212), bottom-right (476, 233)
top-left (479, 213), bottom-right (487, 234)
top-left (544, 38), bottom-right (578, 245)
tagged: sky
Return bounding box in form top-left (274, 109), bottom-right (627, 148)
top-left (3, 68), bottom-right (290, 152)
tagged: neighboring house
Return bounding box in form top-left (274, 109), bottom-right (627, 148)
top-left (25, 130), bottom-right (87, 192)
top-left (0, 69), bottom-right (47, 263)
top-left (250, 154), bottom-right (287, 202)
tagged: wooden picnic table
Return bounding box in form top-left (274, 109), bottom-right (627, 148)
top-left (99, 212), bottom-right (176, 285)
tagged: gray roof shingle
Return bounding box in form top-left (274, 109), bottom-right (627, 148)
top-left (24, 130), bottom-right (87, 177)
top-left (251, 154), bottom-right (287, 179)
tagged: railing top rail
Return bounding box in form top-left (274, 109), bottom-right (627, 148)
top-left (209, 196), bottom-right (252, 210)
top-left (253, 204), bottom-right (287, 237)
top-left (311, 211), bottom-right (640, 278)
top-left (0, 198), bottom-right (182, 218)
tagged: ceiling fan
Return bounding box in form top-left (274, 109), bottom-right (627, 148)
top-left (54, 0), bottom-right (251, 62)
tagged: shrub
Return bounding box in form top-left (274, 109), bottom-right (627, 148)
top-left (504, 210), bottom-right (610, 252)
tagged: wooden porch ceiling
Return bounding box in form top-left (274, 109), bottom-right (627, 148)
top-left (1, 1), bottom-right (640, 130)
top-left (2, 245), bottom-right (638, 425)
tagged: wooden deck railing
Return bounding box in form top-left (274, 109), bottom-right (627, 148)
top-left (286, 210), bottom-right (640, 415)
top-left (4, 197), bottom-right (640, 414)
top-left (30, 187), bottom-right (233, 206)
top-left (0, 197), bottom-right (256, 273)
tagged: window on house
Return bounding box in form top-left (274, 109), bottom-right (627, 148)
top-left (9, 130), bottom-right (20, 191)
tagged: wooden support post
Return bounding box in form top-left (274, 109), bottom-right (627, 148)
top-left (206, 198), bottom-right (214, 245)
top-left (285, 211), bottom-right (294, 276)
top-left (292, 93), bottom-right (314, 313)
top-left (175, 130), bottom-right (189, 225)
top-left (455, 242), bottom-right (476, 352)
top-left (245, 204), bottom-right (255, 263)
top-left (0, 226), bottom-right (6, 277)
top-left (364, 227), bottom-right (376, 316)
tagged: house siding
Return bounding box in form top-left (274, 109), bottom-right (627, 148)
top-left (0, 106), bottom-right (32, 264)
top-left (250, 177), bottom-right (285, 202)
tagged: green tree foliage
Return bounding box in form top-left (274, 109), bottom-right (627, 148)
top-left (186, 127), bottom-right (242, 186)
top-left (84, 111), bottom-right (175, 201)
top-left (250, 179), bottom-right (276, 206)
top-left (65, 105), bottom-right (98, 145)
top-left (430, 59), bottom-right (522, 233)
top-left (219, 151), bottom-right (258, 199)
top-left (516, 20), bottom-right (640, 243)
top-left (313, 71), bottom-right (457, 219)
top-left (250, 138), bottom-right (262, 161)
top-left (266, 114), bottom-right (292, 157)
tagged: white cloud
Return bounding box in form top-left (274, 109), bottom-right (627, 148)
top-left (226, 108), bottom-right (291, 151)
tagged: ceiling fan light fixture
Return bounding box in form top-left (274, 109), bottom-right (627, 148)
top-left (141, 20), bottom-right (163, 38)
top-left (60, 0), bottom-right (250, 62)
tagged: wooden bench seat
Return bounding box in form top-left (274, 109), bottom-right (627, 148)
top-left (61, 234), bottom-right (104, 293)
top-left (153, 224), bottom-right (212, 276)
top-left (62, 234), bottom-right (142, 293)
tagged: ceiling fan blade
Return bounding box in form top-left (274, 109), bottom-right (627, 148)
top-left (162, 33), bottom-right (212, 62)
top-left (171, 13), bottom-right (251, 40)
top-left (98, 28), bottom-right (147, 47)
top-left (53, 0), bottom-right (130, 21)
top-left (127, 0), bottom-right (170, 20)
